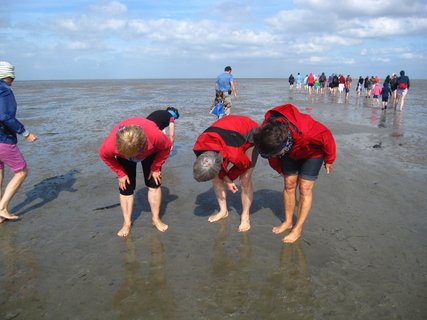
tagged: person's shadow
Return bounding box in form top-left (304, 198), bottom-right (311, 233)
top-left (11, 169), bottom-right (79, 216)
top-left (194, 187), bottom-right (284, 220)
top-left (93, 186), bottom-right (178, 224)
top-left (132, 187), bottom-right (178, 222)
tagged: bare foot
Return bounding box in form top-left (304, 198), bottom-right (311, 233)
top-left (208, 210), bottom-right (228, 223)
top-left (238, 219), bottom-right (251, 232)
top-left (153, 219), bottom-right (168, 232)
top-left (272, 222), bottom-right (292, 234)
top-left (283, 228), bottom-right (302, 243)
top-left (0, 217), bottom-right (4, 224)
top-left (0, 209), bottom-right (20, 221)
top-left (117, 224), bottom-right (132, 237)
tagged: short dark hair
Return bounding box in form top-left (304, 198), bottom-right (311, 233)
top-left (224, 66), bottom-right (232, 72)
top-left (166, 106), bottom-right (179, 119)
top-left (253, 121), bottom-right (289, 155)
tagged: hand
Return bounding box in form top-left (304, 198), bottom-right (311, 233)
top-left (325, 163), bottom-right (333, 174)
top-left (224, 176), bottom-right (238, 193)
top-left (118, 175), bottom-right (130, 190)
top-left (25, 133), bottom-right (38, 142)
top-left (149, 171), bottom-right (162, 185)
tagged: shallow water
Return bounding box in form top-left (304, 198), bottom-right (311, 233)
top-left (1, 79), bottom-right (426, 319)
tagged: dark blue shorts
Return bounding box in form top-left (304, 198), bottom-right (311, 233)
top-left (280, 156), bottom-right (324, 181)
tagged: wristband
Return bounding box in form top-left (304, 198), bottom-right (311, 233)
top-left (22, 130), bottom-right (30, 137)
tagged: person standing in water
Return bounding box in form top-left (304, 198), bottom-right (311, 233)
top-left (193, 115), bottom-right (259, 232)
top-left (215, 66), bottom-right (237, 116)
top-left (253, 104), bottom-right (336, 243)
top-left (99, 118), bottom-right (172, 237)
top-left (0, 61), bottom-right (38, 223)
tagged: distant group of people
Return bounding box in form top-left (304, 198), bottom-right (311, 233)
top-left (1, 62), bottom-right (336, 245)
top-left (288, 70), bottom-right (410, 111)
top-left (356, 71), bottom-right (410, 111)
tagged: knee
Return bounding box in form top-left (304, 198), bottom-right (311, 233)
top-left (239, 175), bottom-right (252, 189)
top-left (16, 169), bottom-right (28, 179)
top-left (284, 179), bottom-right (297, 192)
top-left (299, 183), bottom-right (314, 196)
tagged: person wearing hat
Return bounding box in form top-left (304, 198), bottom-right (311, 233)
top-left (147, 106), bottom-right (180, 147)
top-left (193, 115), bottom-right (258, 232)
top-left (0, 61), bottom-right (38, 223)
top-left (253, 104), bottom-right (336, 243)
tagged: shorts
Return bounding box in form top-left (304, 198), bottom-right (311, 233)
top-left (373, 95), bottom-right (379, 99)
top-left (397, 88), bottom-right (408, 96)
top-left (117, 154), bottom-right (161, 196)
top-left (308, 83), bottom-right (314, 87)
top-left (382, 96), bottom-right (389, 102)
top-left (222, 91), bottom-right (232, 115)
top-left (0, 143), bottom-right (27, 172)
top-left (280, 156), bottom-right (324, 181)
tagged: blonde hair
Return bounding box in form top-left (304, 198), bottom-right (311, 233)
top-left (116, 125), bottom-right (146, 157)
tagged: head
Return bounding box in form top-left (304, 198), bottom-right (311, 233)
top-left (193, 151), bottom-right (223, 182)
top-left (400, 70), bottom-right (405, 76)
top-left (166, 106), bottom-right (179, 119)
top-left (253, 121), bottom-right (291, 158)
top-left (0, 61), bottom-right (15, 86)
top-left (115, 125), bottom-right (146, 158)
top-left (224, 66), bottom-right (232, 72)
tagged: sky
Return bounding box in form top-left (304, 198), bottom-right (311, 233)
top-left (1, 0), bottom-right (427, 80)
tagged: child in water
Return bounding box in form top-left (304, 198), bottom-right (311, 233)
top-left (372, 81), bottom-right (381, 108)
top-left (210, 90), bottom-right (225, 118)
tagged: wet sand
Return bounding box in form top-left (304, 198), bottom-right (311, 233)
top-left (1, 79), bottom-right (426, 319)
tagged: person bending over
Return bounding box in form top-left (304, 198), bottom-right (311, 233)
top-left (99, 118), bottom-right (172, 237)
top-left (254, 104), bottom-right (336, 243)
top-left (193, 115), bottom-right (258, 232)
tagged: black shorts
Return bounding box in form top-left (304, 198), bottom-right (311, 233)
top-left (382, 96), bottom-right (389, 102)
top-left (280, 156), bottom-right (324, 181)
top-left (117, 154), bottom-right (161, 196)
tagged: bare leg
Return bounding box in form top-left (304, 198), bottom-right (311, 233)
top-left (0, 169), bottom-right (28, 220)
top-left (399, 94), bottom-right (406, 111)
top-left (273, 175), bottom-right (298, 234)
top-left (148, 187), bottom-right (168, 232)
top-left (284, 178), bottom-right (315, 243)
top-left (0, 169), bottom-right (4, 224)
top-left (118, 194), bottom-right (134, 237)
top-left (238, 168), bottom-right (253, 232)
top-left (209, 175), bottom-right (228, 222)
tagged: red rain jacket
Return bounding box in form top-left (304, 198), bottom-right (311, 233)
top-left (262, 104), bottom-right (336, 175)
top-left (193, 115), bottom-right (259, 181)
top-left (99, 117), bottom-right (171, 178)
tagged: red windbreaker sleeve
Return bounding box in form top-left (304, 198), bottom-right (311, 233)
top-left (99, 134), bottom-right (127, 178)
top-left (149, 132), bottom-right (172, 172)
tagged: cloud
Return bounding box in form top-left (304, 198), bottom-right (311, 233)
top-left (2, 0), bottom-right (427, 79)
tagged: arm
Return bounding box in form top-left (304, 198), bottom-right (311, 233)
top-left (149, 132), bottom-right (172, 172)
top-left (0, 89), bottom-right (26, 134)
top-left (98, 136), bottom-right (127, 178)
top-left (230, 81), bottom-right (237, 97)
top-left (169, 122), bottom-right (175, 145)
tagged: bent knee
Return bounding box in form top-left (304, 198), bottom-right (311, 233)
top-left (15, 168), bottom-right (28, 178)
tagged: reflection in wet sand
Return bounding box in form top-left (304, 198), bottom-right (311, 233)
top-left (112, 233), bottom-right (176, 319)
top-left (0, 227), bottom-right (45, 319)
top-left (253, 242), bottom-right (318, 319)
top-left (198, 222), bottom-right (252, 317)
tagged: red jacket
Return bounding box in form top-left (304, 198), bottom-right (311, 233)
top-left (193, 115), bottom-right (259, 181)
top-left (99, 118), bottom-right (172, 178)
top-left (262, 104), bottom-right (336, 175)
top-left (307, 73), bottom-right (314, 84)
